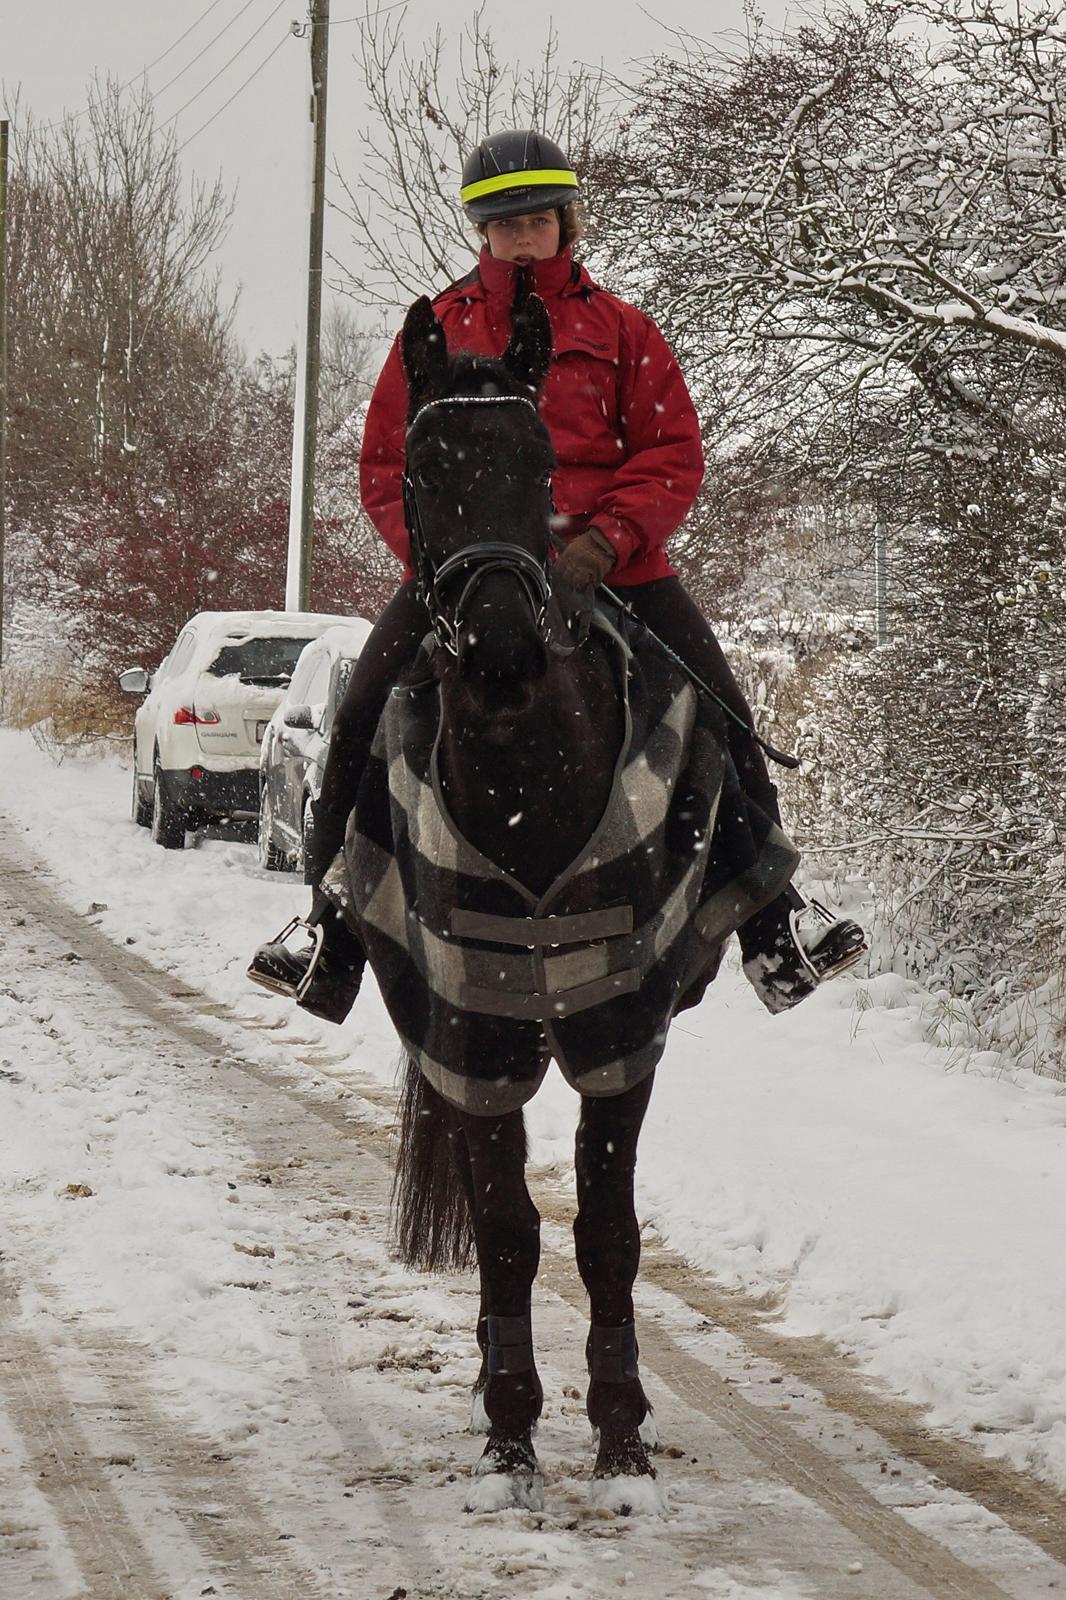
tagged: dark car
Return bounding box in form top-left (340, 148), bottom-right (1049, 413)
top-left (257, 621), bottom-right (371, 879)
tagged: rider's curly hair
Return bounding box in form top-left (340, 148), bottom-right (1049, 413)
top-left (558, 201), bottom-right (585, 248)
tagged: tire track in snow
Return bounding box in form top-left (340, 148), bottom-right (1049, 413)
top-left (0, 1277), bottom-right (170, 1600)
top-left (2, 838), bottom-right (1063, 1597)
top-left (535, 1250), bottom-right (1010, 1600)
top-left (60, 1327), bottom-right (332, 1600)
top-left (0, 866), bottom-right (404, 1600)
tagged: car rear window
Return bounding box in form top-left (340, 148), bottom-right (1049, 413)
top-left (205, 636), bottom-right (313, 686)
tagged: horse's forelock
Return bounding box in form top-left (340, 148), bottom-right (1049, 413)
top-left (450, 353), bottom-right (528, 402)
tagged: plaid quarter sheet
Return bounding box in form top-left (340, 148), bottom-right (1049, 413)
top-left (323, 614), bottom-right (799, 1114)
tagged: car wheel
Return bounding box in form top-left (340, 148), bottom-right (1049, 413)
top-left (301, 798), bottom-right (316, 885)
top-left (131, 748), bottom-right (152, 828)
top-left (150, 759), bottom-right (187, 850)
top-left (257, 783), bottom-right (287, 872)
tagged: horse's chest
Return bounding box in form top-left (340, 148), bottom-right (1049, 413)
top-left (438, 767), bottom-right (610, 896)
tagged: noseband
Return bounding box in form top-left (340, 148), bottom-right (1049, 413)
top-left (402, 395), bottom-right (553, 660)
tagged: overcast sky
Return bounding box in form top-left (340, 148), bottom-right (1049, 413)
top-left (5, 0), bottom-right (783, 359)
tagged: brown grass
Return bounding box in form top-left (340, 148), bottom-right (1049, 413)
top-left (0, 661), bottom-right (130, 755)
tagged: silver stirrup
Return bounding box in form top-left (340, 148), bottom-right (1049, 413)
top-left (245, 917), bottom-right (325, 1001)
top-left (787, 898), bottom-right (866, 985)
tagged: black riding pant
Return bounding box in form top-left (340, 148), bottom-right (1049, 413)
top-left (313, 576), bottom-right (783, 884)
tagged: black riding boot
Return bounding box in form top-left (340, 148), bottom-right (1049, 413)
top-left (246, 886), bottom-right (366, 1024)
top-left (738, 886), bottom-right (866, 1014)
top-left (247, 583), bottom-right (431, 1021)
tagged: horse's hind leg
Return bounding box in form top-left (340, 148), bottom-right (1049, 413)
top-left (574, 1072), bottom-right (665, 1513)
top-left (456, 1106), bottom-right (544, 1510)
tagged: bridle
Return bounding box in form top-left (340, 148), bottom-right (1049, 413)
top-left (402, 394), bottom-right (555, 660)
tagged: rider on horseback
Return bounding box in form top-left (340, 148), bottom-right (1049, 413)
top-left (249, 129), bottom-right (864, 1018)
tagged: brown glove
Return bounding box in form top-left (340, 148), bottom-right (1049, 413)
top-left (553, 528), bottom-right (616, 591)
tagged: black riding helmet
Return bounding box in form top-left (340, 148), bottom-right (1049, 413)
top-left (460, 129), bottom-right (580, 223)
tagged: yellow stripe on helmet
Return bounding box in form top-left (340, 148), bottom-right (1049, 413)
top-left (460, 167), bottom-right (579, 203)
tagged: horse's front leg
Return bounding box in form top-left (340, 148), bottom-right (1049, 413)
top-left (574, 1072), bottom-right (665, 1513)
top-left (456, 1105), bottom-right (544, 1510)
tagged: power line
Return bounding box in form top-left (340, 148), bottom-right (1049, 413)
top-left (139, 0), bottom-right (234, 77)
top-left (175, 32), bottom-right (290, 154)
top-left (160, 0), bottom-right (291, 132)
top-left (31, 0), bottom-right (410, 146)
top-left (328, 2), bottom-right (411, 22)
top-left (151, 0), bottom-right (265, 105)
top-left (34, 0), bottom-right (238, 133)
top-left (171, 0), bottom-right (413, 156)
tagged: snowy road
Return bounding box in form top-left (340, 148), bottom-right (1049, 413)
top-left (2, 773), bottom-right (1066, 1595)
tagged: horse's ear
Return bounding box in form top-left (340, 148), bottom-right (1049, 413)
top-left (502, 290), bottom-right (553, 396)
top-left (402, 296), bottom-right (448, 414)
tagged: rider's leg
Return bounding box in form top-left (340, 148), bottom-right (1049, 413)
top-left (614, 578), bottom-right (866, 1009)
top-left (616, 576), bottom-right (783, 823)
top-left (308, 580), bottom-right (432, 888)
top-left (248, 582), bottom-right (430, 1017)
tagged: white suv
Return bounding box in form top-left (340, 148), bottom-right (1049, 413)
top-left (119, 609), bottom-right (354, 849)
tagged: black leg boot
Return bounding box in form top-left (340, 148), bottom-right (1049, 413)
top-left (246, 899), bottom-right (365, 1023)
top-left (739, 886), bottom-right (867, 1015)
top-left (247, 798), bottom-right (366, 1023)
top-left (586, 1322), bottom-right (664, 1514)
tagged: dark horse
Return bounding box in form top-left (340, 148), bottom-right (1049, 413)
top-left (326, 288), bottom-right (800, 1515)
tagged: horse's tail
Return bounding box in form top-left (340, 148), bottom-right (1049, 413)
top-left (391, 1054), bottom-right (477, 1273)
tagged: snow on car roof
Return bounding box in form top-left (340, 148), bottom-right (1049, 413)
top-left (303, 620), bottom-right (374, 658)
top-left (188, 609), bottom-right (357, 641)
top-left (159, 611), bottom-right (368, 691)
top-left (284, 622), bottom-right (374, 678)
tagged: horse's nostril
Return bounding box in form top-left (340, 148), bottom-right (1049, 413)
top-left (458, 627), bottom-right (546, 687)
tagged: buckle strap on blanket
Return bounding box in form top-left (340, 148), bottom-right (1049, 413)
top-left (451, 905), bottom-right (633, 946)
top-left (588, 1322), bottom-right (640, 1384)
top-left (460, 968), bottom-right (640, 1020)
top-left (487, 1312), bottom-right (535, 1375)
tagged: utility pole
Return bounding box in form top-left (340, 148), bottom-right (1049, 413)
top-left (0, 121), bottom-right (9, 662)
top-left (286, 0), bottom-right (330, 612)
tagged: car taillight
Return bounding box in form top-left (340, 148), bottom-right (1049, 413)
top-left (173, 706), bottom-right (221, 725)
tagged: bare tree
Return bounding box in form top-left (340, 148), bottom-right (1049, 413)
top-left (589, 1), bottom-right (1066, 1037)
top-left (592, 0), bottom-right (1066, 503)
top-left (5, 79), bottom-right (234, 518)
top-left (320, 301), bottom-right (378, 430)
top-left (331, 6), bottom-right (615, 309)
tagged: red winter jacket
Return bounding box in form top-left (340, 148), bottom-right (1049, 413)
top-left (359, 247), bottom-right (705, 586)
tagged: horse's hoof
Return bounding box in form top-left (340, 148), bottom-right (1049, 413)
top-left (590, 1431), bottom-right (666, 1516)
top-left (589, 1470), bottom-right (667, 1517)
top-left (464, 1433), bottom-right (544, 1512)
top-left (465, 1466), bottom-right (544, 1512)
top-left (469, 1385), bottom-right (490, 1435)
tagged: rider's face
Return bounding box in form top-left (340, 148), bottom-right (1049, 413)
top-left (485, 210), bottom-right (562, 265)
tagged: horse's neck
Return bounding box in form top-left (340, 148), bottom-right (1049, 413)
top-left (437, 648), bottom-right (623, 898)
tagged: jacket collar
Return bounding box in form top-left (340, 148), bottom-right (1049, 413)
top-left (475, 245), bottom-right (589, 302)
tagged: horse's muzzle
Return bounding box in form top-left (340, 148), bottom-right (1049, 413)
top-left (457, 620), bottom-right (548, 689)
